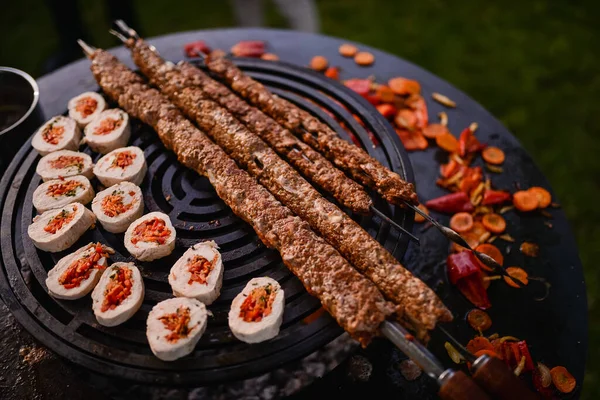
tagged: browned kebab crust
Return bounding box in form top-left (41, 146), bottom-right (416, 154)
top-left (88, 49), bottom-right (394, 346)
top-left (176, 61), bottom-right (373, 214)
top-left (203, 54), bottom-right (419, 207)
top-left (126, 39), bottom-right (453, 338)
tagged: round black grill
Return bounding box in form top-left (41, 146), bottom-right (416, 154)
top-left (0, 58), bottom-right (414, 385)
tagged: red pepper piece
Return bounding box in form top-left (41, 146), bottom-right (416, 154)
top-left (376, 103), bottom-right (397, 119)
top-left (517, 341), bottom-right (535, 372)
top-left (184, 41), bottom-right (211, 58)
top-left (459, 166), bottom-right (483, 194)
top-left (344, 79), bottom-right (371, 97)
top-left (406, 94), bottom-right (428, 129)
top-left (365, 93), bottom-right (381, 106)
top-left (231, 41), bottom-right (265, 57)
top-left (440, 159), bottom-right (460, 179)
top-left (447, 251), bottom-right (491, 309)
top-left (425, 192), bottom-right (474, 214)
top-left (482, 189), bottom-right (511, 205)
top-left (458, 127), bottom-right (484, 157)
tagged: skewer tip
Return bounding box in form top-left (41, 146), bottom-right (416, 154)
top-left (77, 39), bottom-right (96, 57)
top-left (114, 19), bottom-right (139, 39)
top-left (109, 29), bottom-right (129, 44)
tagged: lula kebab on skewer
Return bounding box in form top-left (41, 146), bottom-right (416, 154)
top-left (81, 40), bottom-right (393, 346)
top-left (115, 33), bottom-right (452, 338)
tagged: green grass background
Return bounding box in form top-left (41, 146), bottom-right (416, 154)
top-left (1, 0), bottom-right (598, 398)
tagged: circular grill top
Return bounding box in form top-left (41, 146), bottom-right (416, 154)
top-left (0, 58), bottom-right (414, 385)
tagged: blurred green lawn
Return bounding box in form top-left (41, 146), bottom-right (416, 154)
top-left (1, 0), bottom-right (598, 398)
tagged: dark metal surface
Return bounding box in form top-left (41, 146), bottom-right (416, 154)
top-left (0, 58), bottom-right (413, 386)
top-left (0, 28), bottom-right (587, 399)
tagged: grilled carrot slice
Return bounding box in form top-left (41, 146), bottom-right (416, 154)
top-left (474, 243), bottom-right (504, 272)
top-left (470, 221), bottom-right (488, 238)
top-left (422, 123), bottom-right (448, 139)
top-left (395, 128), bottom-right (428, 151)
top-left (354, 52), bottom-right (375, 66)
top-left (550, 366), bottom-right (576, 393)
top-left (339, 43), bottom-right (358, 57)
top-left (513, 190), bottom-right (539, 212)
top-left (482, 146), bottom-right (505, 165)
top-left (388, 77), bottom-right (421, 95)
top-left (395, 109), bottom-right (418, 130)
top-left (504, 267), bottom-right (528, 288)
top-left (310, 56), bottom-right (328, 71)
top-left (436, 132), bottom-right (460, 153)
top-left (467, 309), bottom-right (492, 332)
top-left (467, 336), bottom-right (495, 354)
top-left (528, 187), bottom-right (552, 208)
top-left (451, 231), bottom-right (480, 253)
top-left (414, 204), bottom-right (428, 223)
top-left (482, 213), bottom-right (506, 234)
top-left (450, 212), bottom-right (474, 233)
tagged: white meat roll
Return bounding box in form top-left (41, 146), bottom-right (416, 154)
top-left (32, 116), bottom-right (81, 156)
top-left (36, 150), bottom-right (94, 182)
top-left (93, 146), bottom-right (146, 187)
top-left (228, 277), bottom-right (285, 344)
top-left (46, 242), bottom-right (114, 300)
top-left (84, 109), bottom-right (131, 154)
top-left (146, 297), bottom-right (208, 361)
top-left (168, 241), bottom-right (223, 305)
top-left (27, 203), bottom-right (96, 252)
top-left (33, 175), bottom-right (95, 213)
top-left (91, 262), bottom-right (144, 327)
top-left (68, 92), bottom-right (107, 127)
top-left (124, 212), bottom-right (175, 261)
top-left (91, 182), bottom-right (144, 233)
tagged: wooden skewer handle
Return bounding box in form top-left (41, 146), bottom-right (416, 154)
top-left (438, 369), bottom-right (493, 400)
top-left (471, 355), bottom-right (540, 400)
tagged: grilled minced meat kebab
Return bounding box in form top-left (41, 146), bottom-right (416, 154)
top-left (125, 39), bottom-right (452, 337)
top-left (203, 53), bottom-right (418, 207)
top-left (86, 47), bottom-right (393, 346)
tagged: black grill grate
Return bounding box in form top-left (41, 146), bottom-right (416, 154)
top-left (0, 58), bottom-right (414, 385)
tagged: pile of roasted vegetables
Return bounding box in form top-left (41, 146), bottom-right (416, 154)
top-left (182, 39), bottom-right (577, 397)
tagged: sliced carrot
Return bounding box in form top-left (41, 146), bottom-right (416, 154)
top-left (550, 366), bottom-right (576, 393)
top-left (354, 52), bottom-right (375, 66)
top-left (376, 85), bottom-right (395, 103)
top-left (474, 243), bottom-right (504, 272)
top-left (388, 77), bottom-right (421, 95)
top-left (324, 66), bottom-right (339, 80)
top-left (436, 132), bottom-right (459, 153)
top-left (482, 146), bottom-right (505, 165)
top-left (467, 336), bottom-right (494, 354)
top-left (504, 267), bottom-right (529, 288)
top-left (339, 43), bottom-right (358, 57)
top-left (376, 103), bottom-right (397, 119)
top-left (310, 55), bottom-right (328, 71)
top-left (261, 53), bottom-right (279, 61)
top-left (513, 190), bottom-right (539, 212)
top-left (414, 204), bottom-right (428, 223)
top-left (395, 128), bottom-right (428, 151)
top-left (394, 109), bottom-right (418, 130)
top-left (450, 212), bottom-right (474, 233)
top-left (467, 309), bottom-right (492, 332)
top-left (469, 221), bottom-right (488, 238)
top-left (451, 231), bottom-right (480, 253)
top-left (482, 213), bottom-right (506, 234)
top-left (520, 241), bottom-right (540, 257)
top-left (528, 187), bottom-right (552, 208)
top-left (422, 123), bottom-right (448, 139)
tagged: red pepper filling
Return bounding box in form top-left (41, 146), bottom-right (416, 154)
top-left (44, 207), bottom-right (76, 234)
top-left (101, 266), bottom-right (133, 312)
top-left (101, 190), bottom-right (133, 217)
top-left (49, 155), bottom-right (84, 171)
top-left (59, 243), bottom-right (109, 289)
top-left (110, 151), bottom-right (136, 169)
top-left (94, 117), bottom-right (122, 135)
top-left (187, 254), bottom-right (216, 285)
top-left (239, 284), bottom-right (276, 322)
top-left (159, 306), bottom-right (192, 343)
top-left (46, 180), bottom-right (83, 197)
top-left (42, 124), bottom-right (65, 145)
top-left (75, 97), bottom-right (98, 118)
top-left (131, 217), bottom-right (171, 245)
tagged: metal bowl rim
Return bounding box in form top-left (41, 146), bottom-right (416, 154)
top-left (0, 66), bottom-right (40, 136)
